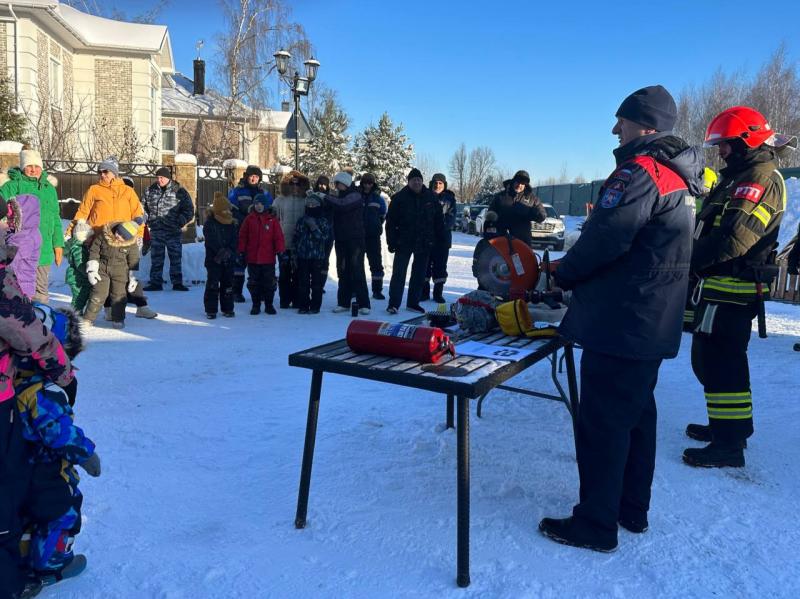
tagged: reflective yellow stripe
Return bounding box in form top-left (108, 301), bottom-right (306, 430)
top-left (703, 277), bottom-right (760, 294)
top-left (708, 412), bottom-right (753, 420)
top-left (774, 169), bottom-right (787, 211)
top-left (706, 390), bottom-right (753, 419)
top-left (705, 392), bottom-right (751, 399)
top-left (752, 204), bottom-right (771, 227)
top-left (713, 215), bottom-right (722, 228)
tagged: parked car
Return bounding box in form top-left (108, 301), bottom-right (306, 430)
top-left (463, 204), bottom-right (488, 234)
top-left (454, 202), bottom-right (468, 231)
top-left (475, 203), bottom-right (566, 250)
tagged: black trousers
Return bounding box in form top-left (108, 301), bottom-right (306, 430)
top-left (572, 350), bottom-right (662, 535)
top-left (247, 264), bottom-right (277, 307)
top-left (204, 263), bottom-right (235, 315)
top-left (296, 259), bottom-right (326, 311)
top-left (691, 301), bottom-right (757, 443)
top-left (278, 251), bottom-right (297, 308)
top-left (365, 235), bottom-right (384, 292)
top-left (104, 279), bottom-right (148, 309)
top-left (334, 240), bottom-right (370, 309)
top-left (388, 250), bottom-right (429, 309)
top-left (0, 402), bottom-right (28, 597)
top-left (427, 244), bottom-right (450, 284)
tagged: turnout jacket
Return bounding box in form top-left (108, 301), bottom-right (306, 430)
top-left (556, 133), bottom-right (702, 360)
top-left (691, 149), bottom-right (786, 304)
top-left (143, 180), bottom-right (194, 233)
top-left (386, 185), bottom-right (445, 253)
top-left (488, 184), bottom-right (546, 246)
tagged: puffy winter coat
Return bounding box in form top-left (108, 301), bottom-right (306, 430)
top-left (0, 249), bottom-right (73, 405)
top-left (326, 186), bottom-right (366, 242)
top-left (362, 188), bottom-right (386, 238)
top-left (228, 180), bottom-right (272, 223)
top-left (203, 211), bottom-right (239, 268)
top-left (65, 236), bottom-right (90, 296)
top-left (143, 180), bottom-right (194, 233)
top-left (238, 211), bottom-right (285, 265)
top-left (432, 189), bottom-right (457, 248)
top-left (7, 195), bottom-right (42, 298)
top-left (89, 223), bottom-right (140, 278)
top-left (0, 167), bottom-right (64, 267)
top-left (488, 184), bottom-right (546, 246)
top-left (69, 178), bottom-right (144, 237)
top-left (386, 185), bottom-right (445, 253)
top-left (294, 214), bottom-right (332, 260)
top-left (556, 132), bottom-right (702, 360)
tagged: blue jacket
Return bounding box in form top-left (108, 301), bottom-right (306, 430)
top-left (228, 182), bottom-right (273, 223)
top-left (362, 189), bottom-right (386, 238)
top-left (555, 133), bottom-right (703, 360)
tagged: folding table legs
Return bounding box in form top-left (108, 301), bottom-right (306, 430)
top-left (456, 395), bottom-right (470, 587)
top-left (446, 393), bottom-right (455, 429)
top-left (295, 369), bottom-right (323, 529)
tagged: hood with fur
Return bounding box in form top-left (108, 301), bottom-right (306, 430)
top-left (101, 222), bottom-right (140, 248)
top-left (279, 170), bottom-right (310, 196)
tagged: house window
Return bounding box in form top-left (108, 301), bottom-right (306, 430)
top-left (49, 57), bottom-right (63, 109)
top-left (162, 128), bottom-right (176, 153)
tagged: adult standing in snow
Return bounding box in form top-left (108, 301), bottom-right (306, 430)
top-left (421, 173), bottom-right (456, 303)
top-left (0, 147), bottom-right (64, 303)
top-left (385, 168), bottom-right (445, 314)
top-left (539, 86), bottom-right (701, 551)
top-left (684, 106), bottom-right (794, 468)
top-left (142, 167), bottom-right (194, 291)
top-left (273, 170), bottom-right (309, 309)
top-left (313, 175), bottom-right (335, 288)
top-left (227, 165), bottom-right (272, 302)
top-left (360, 173), bottom-right (387, 300)
top-left (487, 170), bottom-right (546, 247)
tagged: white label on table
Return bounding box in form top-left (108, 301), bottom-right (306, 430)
top-left (455, 340), bottom-right (536, 362)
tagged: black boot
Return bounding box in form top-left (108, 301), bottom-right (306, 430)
top-left (618, 513), bottom-right (648, 533)
top-left (686, 423), bottom-right (747, 447)
top-left (538, 517), bottom-right (617, 552)
top-left (372, 280), bottom-right (385, 300)
top-left (234, 293), bottom-right (246, 303)
top-left (419, 279), bottom-right (430, 302)
top-left (682, 442), bottom-right (745, 468)
top-left (250, 302), bottom-right (261, 315)
top-left (432, 282), bottom-right (445, 304)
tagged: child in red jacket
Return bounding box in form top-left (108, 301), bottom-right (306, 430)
top-left (238, 194), bottom-right (285, 315)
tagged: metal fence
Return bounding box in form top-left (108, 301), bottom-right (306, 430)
top-left (196, 165), bottom-right (229, 226)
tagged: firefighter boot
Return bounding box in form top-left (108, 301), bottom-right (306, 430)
top-left (372, 279), bottom-right (385, 301)
top-left (433, 282), bottom-right (445, 304)
top-left (682, 442), bottom-right (745, 468)
top-left (538, 517), bottom-right (617, 553)
top-left (686, 423), bottom-right (747, 447)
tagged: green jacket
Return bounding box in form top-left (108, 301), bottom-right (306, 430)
top-left (0, 167), bottom-right (64, 266)
top-left (64, 236), bottom-right (89, 294)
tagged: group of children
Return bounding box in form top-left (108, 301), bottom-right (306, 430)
top-left (1, 241), bottom-right (98, 598)
top-left (203, 188), bottom-right (334, 318)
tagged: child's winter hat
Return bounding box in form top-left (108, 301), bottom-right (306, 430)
top-left (32, 302), bottom-right (84, 359)
top-left (333, 171), bottom-right (352, 188)
top-left (211, 192), bottom-right (233, 224)
top-left (254, 193), bottom-right (273, 208)
top-left (114, 220), bottom-right (140, 240)
top-left (73, 220), bottom-right (93, 242)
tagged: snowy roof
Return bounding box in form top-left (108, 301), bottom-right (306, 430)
top-left (161, 73), bottom-right (249, 120)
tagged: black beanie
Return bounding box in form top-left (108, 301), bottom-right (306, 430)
top-left (407, 167), bottom-right (423, 181)
top-left (616, 85), bottom-right (677, 132)
top-left (430, 173), bottom-right (447, 186)
top-left (314, 175), bottom-right (329, 190)
top-left (360, 173), bottom-right (376, 185)
top-left (155, 166), bottom-right (171, 179)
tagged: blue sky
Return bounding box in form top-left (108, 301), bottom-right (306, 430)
top-left (157, 0), bottom-right (800, 181)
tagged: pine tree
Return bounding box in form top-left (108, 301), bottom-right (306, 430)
top-left (0, 78), bottom-right (28, 143)
top-left (299, 92), bottom-right (353, 179)
top-left (353, 113), bottom-right (414, 195)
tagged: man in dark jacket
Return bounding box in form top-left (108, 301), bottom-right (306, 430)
top-left (684, 106), bottom-right (793, 468)
top-left (385, 168), bottom-right (445, 313)
top-left (488, 170), bottom-right (546, 246)
top-left (539, 85), bottom-right (702, 552)
top-left (360, 173), bottom-right (387, 300)
top-left (142, 167), bottom-right (194, 291)
top-left (421, 173), bottom-right (456, 303)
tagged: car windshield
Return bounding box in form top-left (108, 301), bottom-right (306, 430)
top-left (544, 205), bottom-right (558, 218)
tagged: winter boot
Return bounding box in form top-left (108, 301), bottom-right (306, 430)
top-left (618, 512), bottom-right (648, 534)
top-left (111, 321), bottom-right (125, 330)
top-left (234, 293), bottom-right (246, 303)
top-left (682, 442), bottom-right (745, 468)
top-left (143, 283), bottom-right (163, 291)
top-left (372, 280), bottom-right (385, 300)
top-left (250, 302), bottom-right (261, 315)
top-left (419, 279), bottom-right (431, 302)
top-left (222, 312), bottom-right (235, 318)
top-left (264, 305), bottom-right (277, 315)
top-left (37, 554), bottom-right (87, 589)
top-left (433, 282), bottom-right (445, 304)
top-left (538, 517), bottom-right (617, 552)
top-left (686, 423), bottom-right (747, 447)
top-left (135, 305), bottom-right (158, 319)
top-left (206, 313), bottom-right (217, 320)
top-left (172, 283), bottom-right (189, 291)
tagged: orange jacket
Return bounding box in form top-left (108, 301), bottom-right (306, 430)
top-left (67, 178), bottom-right (144, 237)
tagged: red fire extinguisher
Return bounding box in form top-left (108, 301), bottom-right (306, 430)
top-left (346, 320), bottom-right (455, 364)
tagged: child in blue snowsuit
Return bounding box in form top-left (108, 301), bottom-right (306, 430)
top-left (15, 303), bottom-right (100, 586)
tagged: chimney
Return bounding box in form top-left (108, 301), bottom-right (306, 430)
top-left (281, 101), bottom-right (291, 112)
top-left (193, 59), bottom-right (205, 95)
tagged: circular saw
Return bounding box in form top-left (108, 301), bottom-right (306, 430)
top-left (475, 235), bottom-right (540, 297)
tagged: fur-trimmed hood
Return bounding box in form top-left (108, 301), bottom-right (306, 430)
top-left (279, 170), bottom-right (310, 196)
top-left (101, 222), bottom-right (139, 248)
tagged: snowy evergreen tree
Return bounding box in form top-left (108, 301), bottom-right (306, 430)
top-left (353, 113), bottom-right (414, 195)
top-left (0, 78), bottom-right (28, 143)
top-left (299, 92), bottom-right (353, 179)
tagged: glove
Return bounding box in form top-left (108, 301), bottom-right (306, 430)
top-left (59, 377), bottom-right (78, 406)
top-left (127, 272), bottom-right (138, 293)
top-left (80, 453), bottom-right (101, 477)
top-left (237, 253), bottom-right (247, 268)
top-left (304, 216), bottom-right (318, 231)
top-left (54, 247), bottom-right (63, 266)
top-left (86, 260), bottom-right (101, 286)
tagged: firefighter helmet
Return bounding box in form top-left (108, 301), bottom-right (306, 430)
top-left (704, 106), bottom-right (775, 148)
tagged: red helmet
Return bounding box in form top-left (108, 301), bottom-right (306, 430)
top-left (704, 106), bottom-right (775, 148)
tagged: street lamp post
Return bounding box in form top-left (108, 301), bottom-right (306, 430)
top-left (274, 50), bottom-right (320, 170)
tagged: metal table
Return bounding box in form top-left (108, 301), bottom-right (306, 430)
top-left (289, 321), bottom-right (579, 588)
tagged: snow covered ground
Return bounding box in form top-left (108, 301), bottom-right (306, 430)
top-left (41, 225), bottom-right (800, 599)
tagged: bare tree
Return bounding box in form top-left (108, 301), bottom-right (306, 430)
top-left (466, 146), bottom-right (496, 200)
top-left (448, 143), bottom-right (468, 200)
top-left (413, 151), bottom-right (441, 180)
top-left (558, 162), bottom-right (570, 184)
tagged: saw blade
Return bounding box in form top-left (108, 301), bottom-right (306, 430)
top-left (475, 243), bottom-right (513, 295)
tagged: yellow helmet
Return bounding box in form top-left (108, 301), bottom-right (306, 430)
top-left (496, 300), bottom-right (558, 339)
top-left (702, 167), bottom-right (718, 193)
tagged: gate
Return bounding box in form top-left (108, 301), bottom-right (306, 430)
top-left (44, 160), bottom-right (172, 220)
top-left (196, 165), bottom-right (231, 226)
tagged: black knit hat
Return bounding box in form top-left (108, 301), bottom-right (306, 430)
top-left (314, 175), bottom-right (329, 188)
top-left (360, 173), bottom-right (376, 185)
top-left (616, 85), bottom-right (677, 132)
top-left (407, 167), bottom-right (423, 181)
top-left (155, 166), bottom-right (171, 179)
top-left (430, 173), bottom-right (447, 185)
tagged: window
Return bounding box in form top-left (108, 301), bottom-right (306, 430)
top-left (49, 57), bottom-right (63, 109)
top-left (162, 128), bottom-right (176, 153)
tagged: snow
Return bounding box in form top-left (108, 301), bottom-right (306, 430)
top-left (0, 141), bottom-right (23, 153)
top-left (161, 73), bottom-right (248, 119)
top-left (173, 154), bottom-right (197, 166)
top-left (40, 223), bottom-right (800, 598)
top-left (53, 4), bottom-right (167, 53)
top-left (222, 159), bottom-right (248, 169)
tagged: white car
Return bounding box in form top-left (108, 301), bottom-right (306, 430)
top-left (475, 204), bottom-right (566, 251)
